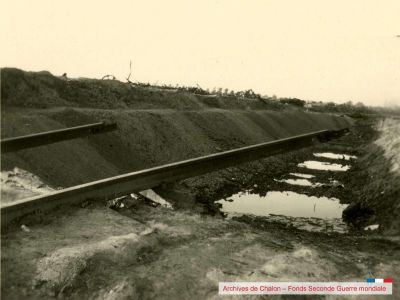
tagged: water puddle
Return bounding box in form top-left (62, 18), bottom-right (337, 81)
top-left (289, 173), bottom-right (315, 179)
top-left (217, 191), bottom-right (347, 219)
top-left (215, 149), bottom-right (354, 233)
top-left (298, 161), bottom-right (350, 171)
top-left (364, 224), bottom-right (379, 231)
top-left (314, 153), bottom-right (357, 160)
top-left (216, 191), bottom-right (348, 233)
top-left (275, 178), bottom-right (322, 187)
top-left (328, 180), bottom-right (344, 188)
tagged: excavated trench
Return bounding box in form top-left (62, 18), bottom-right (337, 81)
top-left (1, 69), bottom-right (400, 299)
top-left (214, 151), bottom-right (354, 233)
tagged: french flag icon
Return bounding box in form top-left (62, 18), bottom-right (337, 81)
top-left (366, 278), bottom-right (393, 283)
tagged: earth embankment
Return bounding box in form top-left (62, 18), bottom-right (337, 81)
top-left (1, 68), bottom-right (351, 188)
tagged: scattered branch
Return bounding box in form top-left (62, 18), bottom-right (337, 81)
top-left (126, 60), bottom-right (133, 83)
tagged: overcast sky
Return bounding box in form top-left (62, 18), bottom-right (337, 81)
top-left (1, 0), bottom-right (399, 106)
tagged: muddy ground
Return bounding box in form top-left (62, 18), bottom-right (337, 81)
top-left (1, 69), bottom-right (400, 299)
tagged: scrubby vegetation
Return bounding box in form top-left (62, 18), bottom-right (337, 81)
top-left (112, 73), bottom-right (398, 117)
top-left (307, 101), bottom-right (371, 115)
top-left (2, 68), bottom-right (397, 118)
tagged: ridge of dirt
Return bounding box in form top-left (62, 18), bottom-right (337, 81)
top-left (1, 108), bottom-right (351, 190)
top-left (2, 68), bottom-right (399, 299)
top-left (1, 68), bottom-right (282, 111)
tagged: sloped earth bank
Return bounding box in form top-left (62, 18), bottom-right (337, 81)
top-left (1, 69), bottom-right (400, 299)
top-left (1, 68), bottom-right (351, 188)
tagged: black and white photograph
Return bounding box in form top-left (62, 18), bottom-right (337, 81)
top-left (1, 1), bottom-right (399, 299)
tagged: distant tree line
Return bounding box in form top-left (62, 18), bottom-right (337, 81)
top-left (279, 98), bottom-right (306, 107)
top-left (125, 78), bottom-right (386, 115)
top-left (307, 101), bottom-right (372, 115)
top-left (127, 79), bottom-right (266, 100)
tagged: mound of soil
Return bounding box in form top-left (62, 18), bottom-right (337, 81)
top-left (1, 69), bottom-right (351, 189)
top-left (1, 68), bottom-right (279, 110)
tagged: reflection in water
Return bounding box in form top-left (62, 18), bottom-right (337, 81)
top-left (260, 214), bottom-right (348, 233)
top-left (275, 178), bottom-right (323, 187)
top-left (289, 173), bottom-right (315, 179)
top-left (314, 152), bottom-right (357, 160)
top-left (216, 191), bottom-right (347, 219)
top-left (298, 161), bottom-right (350, 171)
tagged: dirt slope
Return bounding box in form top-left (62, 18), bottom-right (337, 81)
top-left (1, 69), bottom-right (351, 188)
top-left (1, 68), bottom-right (279, 110)
top-left (343, 118), bottom-right (400, 234)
